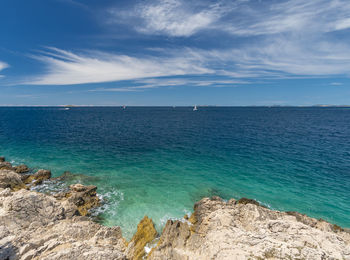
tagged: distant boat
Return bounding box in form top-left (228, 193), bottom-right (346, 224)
top-left (64, 107), bottom-right (70, 110)
top-left (193, 105), bottom-right (198, 111)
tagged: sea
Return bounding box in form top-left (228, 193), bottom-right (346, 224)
top-left (0, 106), bottom-right (349, 238)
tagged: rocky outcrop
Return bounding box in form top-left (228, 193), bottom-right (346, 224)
top-left (0, 161), bottom-right (14, 171)
top-left (0, 188), bottom-right (127, 260)
top-left (1, 157), bottom-right (350, 260)
top-left (126, 216), bottom-right (158, 260)
top-left (148, 197), bottom-right (350, 260)
top-left (0, 169), bottom-right (27, 191)
top-left (0, 166), bottom-right (127, 260)
top-left (14, 164), bottom-right (30, 174)
top-left (54, 183), bottom-right (100, 216)
top-left (22, 169), bottom-right (52, 186)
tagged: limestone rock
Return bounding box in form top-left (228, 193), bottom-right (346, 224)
top-left (0, 169), bottom-right (27, 191)
top-left (127, 216), bottom-right (158, 260)
top-left (54, 183), bottom-right (100, 216)
top-left (0, 188), bottom-right (127, 259)
top-left (148, 197), bottom-right (350, 260)
top-left (14, 164), bottom-right (29, 173)
top-left (22, 169), bottom-right (51, 186)
top-left (0, 161), bottom-right (13, 171)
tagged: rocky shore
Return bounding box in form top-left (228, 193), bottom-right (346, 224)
top-left (1, 157), bottom-right (350, 260)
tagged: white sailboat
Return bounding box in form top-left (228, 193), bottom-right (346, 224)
top-left (193, 105), bottom-right (198, 111)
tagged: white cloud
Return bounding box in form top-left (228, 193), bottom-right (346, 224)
top-left (136, 0), bottom-right (226, 37)
top-left (24, 38), bottom-right (350, 86)
top-left (223, 0), bottom-right (350, 36)
top-left (25, 47), bottom-right (212, 85)
top-left (110, 0), bottom-right (350, 37)
top-left (0, 61), bottom-right (9, 78)
top-left (109, 0), bottom-right (233, 37)
top-left (199, 37), bottom-right (350, 77)
top-left (0, 61), bottom-right (8, 71)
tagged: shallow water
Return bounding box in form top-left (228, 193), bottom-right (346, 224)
top-left (1, 107), bottom-right (349, 238)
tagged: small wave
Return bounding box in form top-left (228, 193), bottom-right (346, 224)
top-left (30, 179), bottom-right (68, 194)
top-left (256, 199), bottom-right (272, 209)
top-left (90, 189), bottom-right (124, 218)
top-left (159, 209), bottom-right (193, 227)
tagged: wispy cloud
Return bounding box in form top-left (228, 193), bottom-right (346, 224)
top-left (0, 61), bottom-right (9, 78)
top-left (331, 82), bottom-right (343, 86)
top-left (109, 0), bottom-right (233, 37)
top-left (211, 39), bottom-right (350, 76)
top-left (24, 47), bottom-right (212, 85)
top-left (135, 0), bottom-right (225, 37)
top-left (108, 0), bottom-right (350, 37)
top-left (0, 61), bottom-right (9, 71)
top-left (224, 0), bottom-right (350, 36)
top-left (19, 0), bottom-right (350, 86)
top-left (90, 77), bottom-right (247, 92)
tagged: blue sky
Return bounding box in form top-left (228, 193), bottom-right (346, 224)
top-left (1, 0), bottom-right (350, 106)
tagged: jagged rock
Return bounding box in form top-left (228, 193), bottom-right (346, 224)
top-left (148, 197), bottom-right (350, 260)
top-left (0, 188), bottom-right (127, 259)
top-left (126, 216), bottom-right (158, 260)
top-left (54, 183), bottom-right (100, 216)
top-left (0, 156), bottom-right (5, 162)
top-left (14, 164), bottom-right (29, 173)
top-left (0, 169), bottom-right (27, 191)
top-left (22, 169), bottom-right (51, 186)
top-left (0, 161), bottom-right (13, 170)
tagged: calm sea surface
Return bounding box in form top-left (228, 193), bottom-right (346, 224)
top-left (0, 107), bottom-right (349, 237)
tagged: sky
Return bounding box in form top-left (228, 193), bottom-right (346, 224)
top-left (0, 0), bottom-right (350, 106)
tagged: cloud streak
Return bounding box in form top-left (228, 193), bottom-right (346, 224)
top-left (224, 0), bottom-right (350, 36)
top-left (25, 48), bottom-right (212, 85)
top-left (90, 77), bottom-right (248, 92)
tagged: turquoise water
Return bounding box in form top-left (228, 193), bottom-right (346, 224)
top-left (0, 107), bottom-right (349, 238)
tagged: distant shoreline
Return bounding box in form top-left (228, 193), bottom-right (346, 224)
top-left (0, 105), bottom-right (350, 108)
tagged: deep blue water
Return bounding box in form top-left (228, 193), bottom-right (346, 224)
top-left (0, 107), bottom-right (349, 237)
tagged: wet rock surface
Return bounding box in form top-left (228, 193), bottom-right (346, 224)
top-left (54, 183), bottom-right (100, 216)
top-left (22, 169), bottom-right (52, 187)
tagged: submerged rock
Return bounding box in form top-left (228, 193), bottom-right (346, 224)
top-left (0, 156), bottom-right (5, 162)
top-left (148, 197), bottom-right (350, 260)
top-left (126, 216), bottom-right (158, 260)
